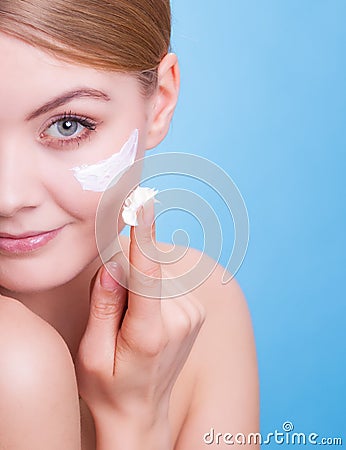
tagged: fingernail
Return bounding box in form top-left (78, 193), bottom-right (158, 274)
top-left (141, 198), bottom-right (154, 227)
top-left (100, 262), bottom-right (119, 292)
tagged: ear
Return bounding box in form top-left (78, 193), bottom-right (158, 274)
top-left (145, 53), bottom-right (180, 150)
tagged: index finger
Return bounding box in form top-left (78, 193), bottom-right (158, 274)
top-left (128, 198), bottom-right (162, 322)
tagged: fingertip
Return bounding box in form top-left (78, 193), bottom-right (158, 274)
top-left (138, 198), bottom-right (155, 228)
top-left (131, 201), bottom-right (156, 248)
top-left (100, 262), bottom-right (123, 292)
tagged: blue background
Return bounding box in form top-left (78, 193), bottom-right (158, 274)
top-left (146, 0), bottom-right (345, 446)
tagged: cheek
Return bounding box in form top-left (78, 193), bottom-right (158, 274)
top-left (40, 155), bottom-right (134, 253)
top-left (94, 160), bottom-right (145, 259)
top-left (70, 129), bottom-right (139, 193)
top-left (39, 126), bottom-right (146, 250)
top-left (41, 127), bottom-right (144, 219)
top-left (41, 158), bottom-right (100, 220)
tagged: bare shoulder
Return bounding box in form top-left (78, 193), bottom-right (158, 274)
top-left (0, 295), bottom-right (72, 363)
top-left (155, 239), bottom-right (253, 322)
top-left (0, 293), bottom-right (79, 395)
top-left (0, 295), bottom-right (81, 449)
top-left (156, 241), bottom-right (260, 448)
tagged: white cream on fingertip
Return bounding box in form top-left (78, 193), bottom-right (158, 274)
top-left (70, 129), bottom-right (139, 192)
top-left (122, 186), bottom-right (159, 226)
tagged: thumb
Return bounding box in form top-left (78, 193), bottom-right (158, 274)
top-left (77, 262), bottom-right (127, 376)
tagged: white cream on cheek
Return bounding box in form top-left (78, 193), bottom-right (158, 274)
top-left (70, 129), bottom-right (139, 192)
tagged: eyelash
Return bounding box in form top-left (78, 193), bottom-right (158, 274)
top-left (40, 110), bottom-right (98, 150)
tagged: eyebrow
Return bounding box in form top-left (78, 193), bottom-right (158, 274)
top-left (25, 88), bottom-right (111, 121)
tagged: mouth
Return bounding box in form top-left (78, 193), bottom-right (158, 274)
top-left (0, 227), bottom-right (65, 255)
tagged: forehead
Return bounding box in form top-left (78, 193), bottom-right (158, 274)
top-left (0, 32), bottom-right (140, 120)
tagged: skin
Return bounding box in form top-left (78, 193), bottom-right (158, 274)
top-left (0, 31), bottom-right (259, 449)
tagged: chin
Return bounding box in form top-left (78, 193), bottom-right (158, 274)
top-left (0, 249), bottom-right (101, 295)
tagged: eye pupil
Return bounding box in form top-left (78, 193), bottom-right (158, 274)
top-left (58, 119), bottom-right (78, 136)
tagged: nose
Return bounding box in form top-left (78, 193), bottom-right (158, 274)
top-left (0, 138), bottom-right (42, 217)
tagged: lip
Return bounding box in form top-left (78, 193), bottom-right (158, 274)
top-left (0, 227), bottom-right (64, 255)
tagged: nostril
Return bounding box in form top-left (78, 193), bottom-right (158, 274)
top-left (0, 200), bottom-right (30, 218)
top-left (0, 185), bottom-right (40, 216)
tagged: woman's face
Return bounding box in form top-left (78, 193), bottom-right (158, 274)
top-left (0, 32), bottom-right (157, 293)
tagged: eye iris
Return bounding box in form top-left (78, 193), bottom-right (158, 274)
top-left (58, 120), bottom-right (78, 137)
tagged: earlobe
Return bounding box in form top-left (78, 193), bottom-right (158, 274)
top-left (145, 53), bottom-right (180, 150)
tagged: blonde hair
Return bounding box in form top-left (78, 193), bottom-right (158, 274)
top-left (0, 0), bottom-right (171, 95)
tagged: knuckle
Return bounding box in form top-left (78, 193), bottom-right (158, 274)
top-left (140, 272), bottom-right (160, 289)
top-left (187, 299), bottom-right (206, 329)
top-left (133, 228), bottom-right (153, 251)
top-left (199, 303), bottom-right (207, 324)
top-left (75, 350), bottom-right (92, 373)
top-left (76, 353), bottom-right (100, 376)
top-left (130, 264), bottom-right (161, 295)
top-left (76, 343), bottom-right (107, 376)
top-left (140, 228), bottom-right (153, 244)
top-left (194, 301), bottom-right (206, 325)
top-left (144, 263), bottom-right (161, 279)
top-left (123, 325), bottom-right (167, 358)
top-left (91, 299), bottom-right (118, 319)
top-left (137, 263), bottom-right (161, 284)
top-left (142, 335), bottom-right (167, 357)
top-left (174, 309), bottom-right (193, 338)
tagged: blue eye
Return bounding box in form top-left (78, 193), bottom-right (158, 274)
top-left (40, 111), bottom-right (98, 149)
top-left (49, 119), bottom-right (81, 138)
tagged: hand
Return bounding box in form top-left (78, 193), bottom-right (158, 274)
top-left (75, 198), bottom-right (206, 437)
